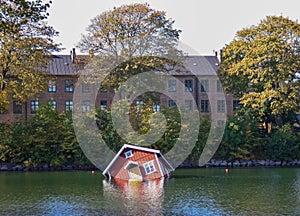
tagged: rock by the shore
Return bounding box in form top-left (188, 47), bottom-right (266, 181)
top-left (203, 158), bottom-right (300, 169)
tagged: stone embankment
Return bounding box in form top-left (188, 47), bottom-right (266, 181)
top-left (205, 159), bottom-right (300, 167)
top-left (0, 164), bottom-right (96, 172)
top-left (181, 159), bottom-right (300, 168)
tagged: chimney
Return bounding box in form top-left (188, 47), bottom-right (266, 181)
top-left (219, 49), bottom-right (223, 62)
top-left (70, 48), bottom-right (76, 63)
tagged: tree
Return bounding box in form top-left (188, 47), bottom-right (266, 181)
top-left (219, 16), bottom-right (300, 133)
top-left (0, 0), bottom-right (60, 112)
top-left (75, 3), bottom-right (184, 160)
top-left (77, 3), bottom-right (182, 91)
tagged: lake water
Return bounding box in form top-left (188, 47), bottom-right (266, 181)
top-left (0, 168), bottom-right (299, 215)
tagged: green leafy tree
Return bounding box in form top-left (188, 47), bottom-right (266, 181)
top-left (0, 0), bottom-right (60, 111)
top-left (216, 112), bottom-right (263, 161)
top-left (0, 103), bottom-right (90, 167)
top-left (0, 122), bottom-right (11, 162)
top-left (77, 3), bottom-right (182, 92)
top-left (219, 16), bottom-right (300, 134)
top-left (267, 124), bottom-right (299, 161)
top-left (75, 3), bottom-right (184, 159)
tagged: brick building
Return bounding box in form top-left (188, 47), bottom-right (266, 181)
top-left (0, 52), bottom-right (239, 123)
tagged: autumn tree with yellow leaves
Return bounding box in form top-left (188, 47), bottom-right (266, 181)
top-left (219, 16), bottom-right (300, 134)
top-left (0, 0), bottom-right (60, 112)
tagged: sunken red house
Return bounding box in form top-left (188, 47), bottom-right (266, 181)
top-left (102, 144), bottom-right (174, 181)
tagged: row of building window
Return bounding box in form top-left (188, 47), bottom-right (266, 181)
top-left (10, 100), bottom-right (108, 114)
top-left (48, 80), bottom-right (75, 93)
top-left (48, 79), bottom-right (222, 94)
top-left (8, 99), bottom-right (240, 115)
top-left (167, 99), bottom-right (232, 113)
top-left (168, 79), bottom-right (223, 93)
top-left (48, 80), bottom-right (109, 93)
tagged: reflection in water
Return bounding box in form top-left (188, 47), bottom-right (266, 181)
top-left (103, 179), bottom-right (164, 215)
top-left (0, 169), bottom-right (300, 215)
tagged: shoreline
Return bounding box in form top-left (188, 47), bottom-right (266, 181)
top-left (180, 159), bottom-right (300, 168)
top-left (1, 159), bottom-right (300, 172)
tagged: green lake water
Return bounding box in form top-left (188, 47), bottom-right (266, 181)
top-left (0, 168), bottom-right (299, 215)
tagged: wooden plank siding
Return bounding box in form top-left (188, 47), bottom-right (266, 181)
top-left (110, 147), bottom-right (164, 181)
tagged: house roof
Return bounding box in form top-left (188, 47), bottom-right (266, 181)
top-left (48, 55), bottom-right (77, 76)
top-left (48, 55), bottom-right (219, 76)
top-left (184, 55), bottom-right (219, 76)
top-left (102, 144), bottom-right (174, 175)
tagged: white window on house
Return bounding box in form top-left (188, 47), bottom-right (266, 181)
top-left (217, 80), bottom-right (223, 92)
top-left (184, 100), bottom-right (193, 110)
top-left (185, 80), bottom-right (193, 92)
top-left (65, 79), bottom-right (74, 92)
top-left (100, 100), bottom-right (107, 110)
top-left (135, 100), bottom-right (144, 106)
top-left (168, 100), bottom-right (177, 109)
top-left (82, 83), bottom-right (90, 93)
top-left (168, 79), bottom-right (177, 92)
top-left (143, 160), bottom-right (156, 175)
top-left (13, 101), bottom-right (22, 114)
top-left (30, 100), bottom-right (39, 114)
top-left (217, 100), bottom-right (225, 113)
top-left (233, 100), bottom-right (240, 110)
top-left (82, 100), bottom-right (90, 113)
top-left (200, 80), bottom-right (209, 92)
top-left (65, 100), bottom-right (73, 112)
top-left (124, 150), bottom-right (133, 159)
top-left (135, 100), bottom-right (144, 111)
top-left (153, 104), bottom-right (160, 112)
top-left (217, 120), bottom-right (225, 126)
top-left (200, 100), bottom-right (209, 113)
top-left (48, 100), bottom-right (57, 110)
top-left (48, 80), bottom-right (56, 92)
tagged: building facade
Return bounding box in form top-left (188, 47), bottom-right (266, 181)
top-left (0, 53), bottom-right (239, 123)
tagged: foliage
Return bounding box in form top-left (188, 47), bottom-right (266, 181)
top-left (96, 104), bottom-right (181, 154)
top-left (219, 16), bottom-right (300, 131)
top-left (0, 0), bottom-right (60, 111)
top-left (267, 124), bottom-right (299, 161)
top-left (185, 116), bottom-right (211, 163)
top-left (77, 3), bottom-right (182, 92)
top-left (215, 112), bottom-right (263, 161)
top-left (0, 122), bottom-right (11, 161)
top-left (78, 3), bottom-right (180, 57)
top-left (0, 103), bottom-right (299, 166)
top-left (0, 103), bottom-right (90, 167)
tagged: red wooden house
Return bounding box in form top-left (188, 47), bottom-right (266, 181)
top-left (102, 144), bottom-right (174, 181)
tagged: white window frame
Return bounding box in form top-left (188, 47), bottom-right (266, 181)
top-left (185, 79), bottom-right (193, 92)
top-left (82, 100), bottom-right (90, 113)
top-left (168, 79), bottom-right (177, 92)
top-left (217, 100), bottom-right (225, 113)
top-left (153, 104), bottom-right (160, 112)
top-left (65, 100), bottom-right (73, 112)
top-left (124, 150), bottom-right (133, 159)
top-left (200, 80), bottom-right (209, 92)
top-left (48, 100), bottom-right (57, 110)
top-left (143, 160), bottom-right (156, 175)
top-left (100, 100), bottom-right (107, 110)
top-left (30, 100), bottom-right (39, 114)
top-left (48, 80), bottom-right (56, 92)
top-left (217, 80), bottom-right (223, 92)
top-left (65, 79), bottom-right (74, 92)
top-left (184, 100), bottom-right (193, 110)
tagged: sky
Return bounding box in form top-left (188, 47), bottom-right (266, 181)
top-left (47, 0), bottom-right (300, 55)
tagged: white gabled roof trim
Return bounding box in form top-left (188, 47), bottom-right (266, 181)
top-left (102, 144), bottom-right (172, 176)
top-left (160, 154), bottom-right (175, 171)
